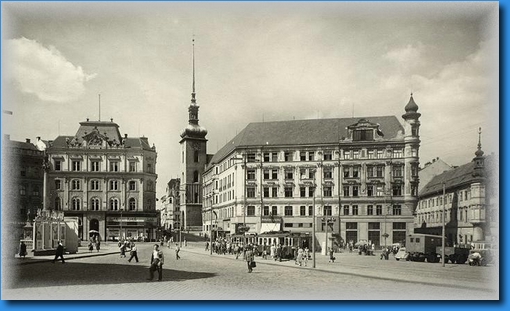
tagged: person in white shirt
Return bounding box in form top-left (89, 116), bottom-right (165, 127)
top-left (148, 244), bottom-right (164, 281)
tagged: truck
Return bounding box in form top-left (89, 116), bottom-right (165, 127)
top-left (435, 245), bottom-right (471, 264)
top-left (405, 233), bottom-right (443, 263)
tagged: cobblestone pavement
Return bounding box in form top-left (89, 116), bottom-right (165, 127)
top-left (2, 242), bottom-right (498, 300)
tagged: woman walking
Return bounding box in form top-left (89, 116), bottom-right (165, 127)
top-left (245, 245), bottom-right (255, 273)
top-left (128, 242), bottom-right (139, 262)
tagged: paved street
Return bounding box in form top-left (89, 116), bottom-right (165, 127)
top-left (2, 242), bottom-right (498, 300)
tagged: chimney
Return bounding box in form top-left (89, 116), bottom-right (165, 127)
top-left (26, 138), bottom-right (31, 143)
top-left (110, 118), bottom-right (113, 122)
top-left (86, 118), bottom-right (89, 121)
top-left (36, 136), bottom-right (41, 141)
top-left (124, 134), bottom-right (128, 138)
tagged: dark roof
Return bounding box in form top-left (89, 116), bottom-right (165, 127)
top-left (419, 155), bottom-right (495, 197)
top-left (207, 116), bottom-right (404, 168)
top-left (3, 140), bottom-right (39, 151)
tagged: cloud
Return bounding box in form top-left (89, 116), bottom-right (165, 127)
top-left (5, 37), bottom-right (96, 103)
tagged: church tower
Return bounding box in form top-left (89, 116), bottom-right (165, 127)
top-left (179, 38), bottom-right (208, 230)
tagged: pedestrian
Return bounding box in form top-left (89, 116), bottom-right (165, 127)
top-left (148, 244), bottom-right (164, 281)
top-left (328, 247), bottom-right (335, 263)
top-left (128, 242), bottom-right (139, 262)
top-left (205, 241), bottom-right (209, 251)
top-left (175, 243), bottom-right (181, 260)
top-left (184, 239), bottom-right (187, 247)
top-left (96, 240), bottom-right (101, 252)
top-left (52, 240), bottom-right (65, 264)
top-left (270, 244), bottom-right (276, 259)
top-left (120, 241), bottom-right (127, 258)
top-left (303, 247), bottom-right (310, 266)
top-left (19, 241), bottom-right (27, 259)
top-left (245, 246), bottom-right (255, 273)
top-left (295, 247), bottom-right (304, 266)
top-left (88, 242), bottom-right (94, 252)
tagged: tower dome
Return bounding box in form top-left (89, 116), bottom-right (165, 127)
top-left (402, 93), bottom-right (421, 120)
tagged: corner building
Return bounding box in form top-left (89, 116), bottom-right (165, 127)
top-left (203, 95), bottom-right (421, 247)
top-left (45, 119), bottom-right (158, 241)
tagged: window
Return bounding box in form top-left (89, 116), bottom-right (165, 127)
top-left (367, 166), bottom-right (374, 178)
top-left (323, 152), bottom-right (332, 160)
top-left (376, 166), bottom-right (384, 177)
top-left (272, 206), bottom-right (278, 216)
top-left (110, 180), bottom-right (119, 191)
top-left (247, 206), bottom-right (255, 216)
top-left (308, 169), bottom-right (315, 179)
top-left (353, 129), bottom-right (373, 141)
top-left (353, 150), bottom-right (360, 159)
top-left (393, 149), bottom-right (403, 158)
top-left (376, 205), bottom-right (383, 216)
top-left (367, 205), bottom-right (373, 215)
top-left (271, 152), bottom-right (278, 162)
top-left (343, 167), bottom-right (350, 178)
top-left (376, 186), bottom-right (384, 197)
top-left (285, 170), bottom-right (294, 180)
top-left (324, 205), bottom-right (332, 216)
top-left (90, 198), bottom-right (100, 211)
top-left (309, 187), bottom-right (315, 198)
top-left (54, 160), bottom-right (62, 171)
top-left (109, 198), bottom-right (119, 210)
top-left (247, 169), bottom-right (256, 180)
top-left (71, 197), bottom-right (81, 210)
top-left (284, 152), bottom-right (291, 161)
top-left (285, 206), bottom-right (293, 216)
top-left (263, 206), bottom-right (270, 216)
top-left (377, 150), bottom-right (384, 159)
top-left (247, 153), bottom-right (256, 162)
top-left (411, 164), bottom-right (419, 177)
top-left (300, 151), bottom-right (307, 161)
top-left (247, 187), bottom-right (256, 198)
top-left (193, 171), bottom-right (199, 183)
top-left (300, 206), bottom-right (306, 216)
top-left (343, 186), bottom-right (350, 197)
top-left (308, 152), bottom-right (314, 161)
top-left (344, 150), bottom-right (351, 159)
top-left (32, 185), bottom-right (40, 196)
top-left (263, 153), bottom-right (270, 162)
top-left (352, 185), bottom-right (359, 197)
top-left (263, 169), bottom-right (270, 180)
top-left (20, 184), bottom-right (27, 195)
top-left (129, 162), bottom-right (137, 172)
top-left (352, 205), bottom-right (358, 215)
top-left (392, 204), bottom-right (402, 216)
top-left (55, 197), bottom-right (62, 210)
top-left (271, 169), bottom-right (278, 179)
top-left (272, 187), bottom-right (278, 197)
top-left (55, 179), bottom-right (62, 190)
top-left (91, 161), bottom-right (100, 172)
top-left (285, 187), bottom-right (293, 198)
top-left (392, 184), bottom-right (402, 196)
top-left (393, 166), bottom-right (403, 177)
top-left (308, 206), bottom-right (313, 216)
top-left (263, 187), bottom-right (270, 198)
top-left (71, 179), bottom-right (81, 190)
top-left (194, 150), bottom-right (199, 163)
top-left (129, 181), bottom-right (136, 191)
top-left (343, 205), bottom-right (349, 215)
top-left (300, 187), bottom-right (306, 197)
top-left (324, 168), bottom-right (333, 179)
top-left (368, 150), bottom-right (375, 159)
top-left (367, 185), bottom-right (374, 197)
top-left (109, 161), bottom-right (119, 172)
top-left (346, 222), bottom-right (357, 230)
top-left (129, 198), bottom-right (136, 210)
top-left (90, 180), bottom-right (100, 191)
top-left (353, 166), bottom-right (360, 178)
top-left (72, 160), bottom-right (81, 171)
top-left (324, 186), bottom-right (332, 197)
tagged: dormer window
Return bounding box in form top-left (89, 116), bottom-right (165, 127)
top-left (353, 129), bottom-right (374, 141)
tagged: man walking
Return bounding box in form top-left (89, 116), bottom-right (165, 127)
top-left (175, 243), bottom-right (181, 260)
top-left (245, 245), bottom-right (255, 273)
top-left (52, 240), bottom-right (65, 264)
top-left (148, 244), bottom-right (164, 281)
top-left (128, 242), bottom-right (139, 263)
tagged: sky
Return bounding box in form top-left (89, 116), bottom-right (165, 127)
top-left (1, 1), bottom-right (499, 205)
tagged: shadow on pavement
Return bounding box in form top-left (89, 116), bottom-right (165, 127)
top-left (6, 262), bottom-right (216, 289)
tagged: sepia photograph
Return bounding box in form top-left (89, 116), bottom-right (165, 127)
top-left (1, 1), bottom-right (500, 301)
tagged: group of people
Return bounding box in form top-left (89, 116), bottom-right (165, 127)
top-left (118, 240), bottom-right (139, 262)
top-left (88, 237), bottom-right (101, 253)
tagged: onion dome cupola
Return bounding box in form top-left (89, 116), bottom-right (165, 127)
top-left (180, 38), bottom-right (208, 139)
top-left (402, 93), bottom-right (421, 121)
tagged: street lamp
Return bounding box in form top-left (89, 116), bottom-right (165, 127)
top-left (120, 208), bottom-right (123, 241)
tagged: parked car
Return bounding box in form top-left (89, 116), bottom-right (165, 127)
top-left (395, 247), bottom-right (407, 261)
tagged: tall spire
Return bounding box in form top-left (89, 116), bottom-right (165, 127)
top-left (191, 35), bottom-right (196, 105)
top-left (475, 127), bottom-right (484, 157)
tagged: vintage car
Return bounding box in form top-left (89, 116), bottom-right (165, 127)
top-left (395, 247), bottom-right (407, 261)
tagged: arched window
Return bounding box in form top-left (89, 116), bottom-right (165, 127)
top-left (129, 198), bottom-right (136, 211)
top-left (71, 197), bottom-right (81, 210)
top-left (109, 198), bottom-right (119, 211)
top-left (193, 170), bottom-right (199, 183)
top-left (54, 197), bottom-right (61, 210)
top-left (90, 198), bottom-right (100, 211)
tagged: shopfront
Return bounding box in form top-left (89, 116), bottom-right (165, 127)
top-left (106, 214), bottom-right (158, 241)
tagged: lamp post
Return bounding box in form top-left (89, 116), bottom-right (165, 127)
top-left (442, 182), bottom-right (446, 267)
top-left (209, 197), bottom-right (213, 255)
top-left (120, 208), bottom-right (123, 241)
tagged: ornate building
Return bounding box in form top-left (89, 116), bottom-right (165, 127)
top-left (415, 129), bottom-right (498, 247)
top-left (202, 95), bottom-right (422, 248)
top-left (179, 40), bottom-right (208, 231)
top-left (45, 118), bottom-right (158, 241)
top-left (160, 178), bottom-right (181, 234)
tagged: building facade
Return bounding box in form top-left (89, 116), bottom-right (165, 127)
top-left (202, 95), bottom-right (422, 248)
top-left (2, 135), bottom-right (46, 239)
top-left (415, 130), bottom-right (498, 247)
top-left (160, 178), bottom-right (181, 234)
top-left (45, 119), bottom-right (158, 241)
top-left (418, 157), bottom-right (453, 193)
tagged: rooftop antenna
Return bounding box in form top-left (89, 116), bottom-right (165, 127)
top-left (98, 94), bottom-right (101, 121)
top-left (192, 35), bottom-right (196, 99)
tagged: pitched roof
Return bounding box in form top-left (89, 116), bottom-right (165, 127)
top-left (419, 155), bottom-right (495, 197)
top-left (207, 116), bottom-right (404, 168)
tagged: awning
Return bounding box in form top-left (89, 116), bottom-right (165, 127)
top-left (260, 223), bottom-right (281, 234)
